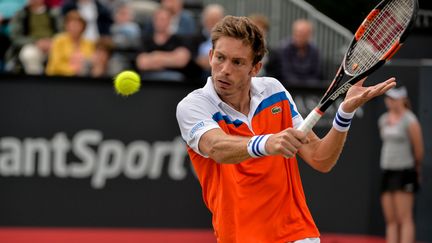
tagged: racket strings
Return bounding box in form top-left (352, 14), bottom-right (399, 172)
top-left (345, 0), bottom-right (414, 75)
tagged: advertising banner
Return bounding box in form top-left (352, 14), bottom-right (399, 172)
top-left (1, 68), bottom-right (429, 242)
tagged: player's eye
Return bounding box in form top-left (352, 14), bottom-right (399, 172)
top-left (215, 55), bottom-right (224, 62)
top-left (233, 60), bottom-right (243, 66)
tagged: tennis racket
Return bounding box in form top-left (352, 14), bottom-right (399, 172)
top-left (298, 0), bottom-right (418, 133)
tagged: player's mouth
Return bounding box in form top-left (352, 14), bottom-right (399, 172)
top-left (216, 79), bottom-right (231, 89)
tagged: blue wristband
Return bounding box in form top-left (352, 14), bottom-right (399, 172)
top-left (333, 103), bottom-right (356, 132)
top-left (247, 134), bottom-right (272, 158)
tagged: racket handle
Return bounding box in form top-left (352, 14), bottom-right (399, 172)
top-left (298, 108), bottom-right (323, 133)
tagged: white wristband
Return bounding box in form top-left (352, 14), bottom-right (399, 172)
top-left (247, 134), bottom-right (272, 158)
top-left (333, 103), bottom-right (356, 132)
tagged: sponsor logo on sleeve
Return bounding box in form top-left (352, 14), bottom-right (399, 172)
top-left (189, 121), bottom-right (205, 138)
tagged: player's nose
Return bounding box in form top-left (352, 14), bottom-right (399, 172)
top-left (220, 62), bottom-right (232, 75)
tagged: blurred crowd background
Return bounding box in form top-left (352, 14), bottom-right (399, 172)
top-left (1, 0), bottom-right (431, 85)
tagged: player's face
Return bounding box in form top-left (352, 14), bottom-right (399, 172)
top-left (210, 37), bottom-right (261, 99)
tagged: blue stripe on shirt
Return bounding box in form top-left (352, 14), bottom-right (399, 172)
top-left (212, 112), bottom-right (244, 127)
top-left (254, 91), bottom-right (299, 118)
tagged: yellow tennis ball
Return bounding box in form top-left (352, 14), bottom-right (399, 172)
top-left (113, 70), bottom-right (141, 96)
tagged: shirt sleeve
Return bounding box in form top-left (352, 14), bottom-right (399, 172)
top-left (176, 95), bottom-right (220, 157)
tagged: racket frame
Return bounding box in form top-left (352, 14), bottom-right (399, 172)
top-left (298, 0), bottom-right (418, 133)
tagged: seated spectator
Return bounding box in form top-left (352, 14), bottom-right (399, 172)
top-left (45, 0), bottom-right (64, 9)
top-left (0, 0), bottom-right (27, 71)
top-left (111, 2), bottom-right (141, 50)
top-left (135, 7), bottom-right (192, 82)
top-left (5, 0), bottom-right (60, 74)
top-left (0, 0), bottom-right (26, 19)
top-left (249, 14), bottom-right (283, 81)
top-left (61, 0), bottom-right (113, 42)
top-left (81, 36), bottom-right (114, 77)
top-left (45, 10), bottom-right (94, 76)
top-left (126, 0), bottom-right (159, 29)
top-left (162, 0), bottom-right (196, 36)
top-left (143, 0), bottom-right (196, 37)
top-left (280, 19), bottom-right (321, 87)
top-left (0, 15), bottom-right (11, 72)
top-left (195, 3), bottom-right (224, 78)
top-left (109, 1), bottom-right (142, 75)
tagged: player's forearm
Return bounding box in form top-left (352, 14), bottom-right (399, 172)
top-left (200, 130), bottom-right (251, 164)
top-left (207, 136), bottom-right (251, 164)
top-left (306, 129), bottom-right (347, 172)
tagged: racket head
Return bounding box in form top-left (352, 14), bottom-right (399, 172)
top-left (343, 0), bottom-right (418, 77)
top-left (300, 0), bottom-right (418, 133)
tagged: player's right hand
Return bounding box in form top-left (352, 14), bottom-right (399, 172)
top-left (265, 128), bottom-right (309, 158)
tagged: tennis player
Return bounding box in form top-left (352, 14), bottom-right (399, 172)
top-left (176, 16), bottom-right (396, 243)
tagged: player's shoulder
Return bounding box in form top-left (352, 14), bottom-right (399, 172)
top-left (252, 76), bottom-right (287, 94)
top-left (252, 77), bottom-right (297, 105)
top-left (176, 87), bottom-right (214, 111)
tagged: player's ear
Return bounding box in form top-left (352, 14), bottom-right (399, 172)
top-left (208, 49), bottom-right (213, 63)
top-left (250, 61), bottom-right (263, 77)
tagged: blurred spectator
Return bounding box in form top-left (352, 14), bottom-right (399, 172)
top-left (126, 0), bottom-right (159, 30)
top-left (194, 3), bottom-right (224, 78)
top-left (280, 19), bottom-right (321, 86)
top-left (249, 14), bottom-right (283, 81)
top-left (45, 10), bottom-right (94, 76)
top-left (0, 0), bottom-right (27, 71)
top-left (109, 1), bottom-right (142, 75)
top-left (0, 0), bottom-right (27, 19)
top-left (98, 0), bottom-right (118, 11)
top-left (61, 0), bottom-right (113, 42)
top-left (378, 86), bottom-right (424, 243)
top-left (111, 1), bottom-right (141, 50)
top-left (81, 36), bottom-right (114, 77)
top-left (160, 0), bottom-right (196, 36)
top-left (135, 7), bottom-right (191, 81)
top-left (45, 0), bottom-right (64, 9)
top-left (5, 0), bottom-right (60, 74)
top-left (0, 15), bottom-right (11, 72)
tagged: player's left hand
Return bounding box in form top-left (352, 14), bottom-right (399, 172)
top-left (342, 77), bottom-right (396, 112)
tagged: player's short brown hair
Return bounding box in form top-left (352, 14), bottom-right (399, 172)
top-left (211, 15), bottom-right (267, 65)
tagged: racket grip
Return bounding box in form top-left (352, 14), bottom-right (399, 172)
top-left (298, 109), bottom-right (323, 133)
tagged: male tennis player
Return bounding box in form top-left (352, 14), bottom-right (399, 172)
top-left (176, 16), bottom-right (395, 243)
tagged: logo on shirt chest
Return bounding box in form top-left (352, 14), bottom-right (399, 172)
top-left (271, 106), bottom-right (282, 115)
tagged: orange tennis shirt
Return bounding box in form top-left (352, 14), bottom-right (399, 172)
top-left (176, 77), bottom-right (320, 243)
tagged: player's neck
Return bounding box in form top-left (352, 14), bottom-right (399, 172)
top-left (221, 92), bottom-right (251, 116)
